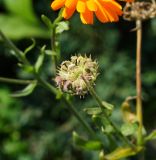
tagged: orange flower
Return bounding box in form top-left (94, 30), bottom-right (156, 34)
top-left (51, 0), bottom-right (123, 24)
top-left (125, 0), bottom-right (134, 2)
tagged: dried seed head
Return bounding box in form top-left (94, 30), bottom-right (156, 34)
top-left (123, 1), bottom-right (156, 21)
top-left (55, 55), bottom-right (98, 96)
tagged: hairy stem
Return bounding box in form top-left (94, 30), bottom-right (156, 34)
top-left (136, 20), bottom-right (143, 146)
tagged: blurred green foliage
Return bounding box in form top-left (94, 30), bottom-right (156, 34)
top-left (0, 0), bottom-right (50, 39)
top-left (0, 0), bottom-right (156, 159)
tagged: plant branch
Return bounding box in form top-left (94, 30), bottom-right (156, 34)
top-left (35, 74), bottom-right (96, 137)
top-left (0, 77), bottom-right (36, 85)
top-left (136, 20), bottom-right (143, 146)
top-left (51, 9), bottom-right (63, 74)
top-left (0, 30), bottom-right (30, 65)
top-left (0, 30), bottom-right (94, 137)
top-left (82, 77), bottom-right (134, 147)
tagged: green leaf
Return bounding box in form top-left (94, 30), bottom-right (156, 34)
top-left (35, 45), bottom-right (46, 73)
top-left (105, 147), bottom-right (143, 160)
top-left (101, 125), bottom-right (114, 134)
top-left (84, 107), bottom-right (102, 115)
top-left (92, 115), bottom-right (114, 134)
top-left (3, 0), bottom-right (38, 23)
top-left (121, 122), bottom-right (138, 136)
top-left (41, 15), bottom-right (53, 29)
top-left (11, 82), bottom-right (37, 97)
top-left (145, 130), bottom-right (156, 142)
top-left (121, 100), bottom-right (136, 123)
top-left (73, 131), bottom-right (103, 151)
top-left (0, 15), bottom-right (50, 40)
top-left (45, 50), bottom-right (57, 56)
top-left (102, 101), bottom-right (114, 111)
top-left (56, 21), bottom-right (69, 34)
top-left (24, 39), bottom-right (36, 55)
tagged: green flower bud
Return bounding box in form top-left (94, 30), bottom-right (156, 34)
top-left (55, 55), bottom-right (98, 96)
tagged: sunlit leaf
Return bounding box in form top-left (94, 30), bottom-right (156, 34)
top-left (105, 147), bottom-right (143, 160)
top-left (121, 122), bottom-right (138, 136)
top-left (121, 100), bottom-right (136, 123)
top-left (56, 21), bottom-right (69, 34)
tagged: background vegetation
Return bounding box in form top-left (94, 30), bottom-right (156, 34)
top-left (0, 0), bottom-right (156, 159)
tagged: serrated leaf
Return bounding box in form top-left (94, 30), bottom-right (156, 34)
top-left (105, 147), bottom-right (143, 160)
top-left (56, 21), bottom-right (69, 34)
top-left (11, 82), bottom-right (37, 97)
top-left (35, 45), bottom-right (46, 73)
top-left (24, 39), bottom-right (36, 55)
top-left (41, 15), bottom-right (53, 29)
top-left (73, 131), bottom-right (103, 151)
top-left (84, 107), bottom-right (102, 115)
top-left (145, 130), bottom-right (156, 142)
top-left (121, 122), bottom-right (138, 136)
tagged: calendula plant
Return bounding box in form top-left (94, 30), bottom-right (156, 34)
top-left (0, 0), bottom-right (156, 159)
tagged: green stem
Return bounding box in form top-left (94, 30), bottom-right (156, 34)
top-left (0, 30), bottom-right (95, 138)
top-left (51, 27), bottom-right (57, 74)
top-left (82, 77), bottom-right (134, 147)
top-left (51, 9), bottom-right (63, 74)
top-left (64, 98), bottom-right (96, 137)
top-left (35, 74), bottom-right (95, 137)
top-left (136, 20), bottom-right (143, 146)
top-left (0, 77), bottom-right (36, 85)
top-left (0, 30), bottom-right (30, 65)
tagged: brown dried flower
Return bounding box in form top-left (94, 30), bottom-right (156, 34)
top-left (123, 1), bottom-right (156, 21)
top-left (55, 55), bottom-right (98, 96)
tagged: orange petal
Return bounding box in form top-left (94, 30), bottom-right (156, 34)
top-left (80, 7), bottom-right (93, 24)
top-left (65, 0), bottom-right (78, 8)
top-left (94, 0), bottom-right (109, 23)
top-left (51, 0), bottom-right (65, 10)
top-left (62, 7), bottom-right (76, 19)
top-left (107, 0), bottom-right (123, 16)
top-left (125, 0), bottom-right (134, 2)
top-left (77, 0), bottom-right (86, 13)
top-left (86, 0), bottom-right (97, 11)
top-left (101, 2), bottom-right (119, 22)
